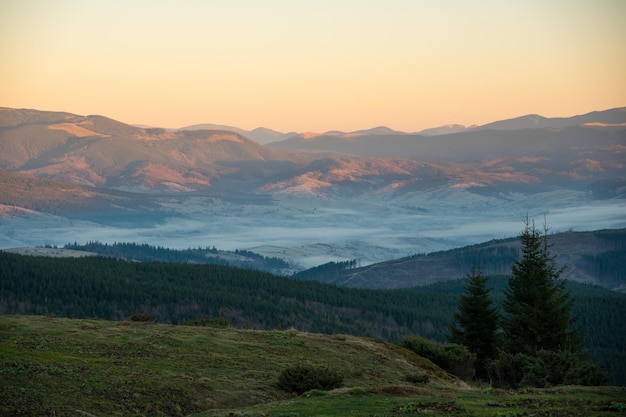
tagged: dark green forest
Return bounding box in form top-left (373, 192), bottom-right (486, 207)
top-left (63, 241), bottom-right (291, 273)
top-left (1, 251), bottom-right (625, 385)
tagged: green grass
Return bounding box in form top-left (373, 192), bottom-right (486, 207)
top-left (1, 315), bottom-right (624, 417)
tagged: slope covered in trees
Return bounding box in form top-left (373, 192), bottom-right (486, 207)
top-left (297, 228), bottom-right (626, 291)
top-left (0, 251), bottom-right (455, 341)
top-left (63, 241), bottom-right (291, 274)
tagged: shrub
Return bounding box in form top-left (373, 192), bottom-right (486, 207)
top-left (277, 365), bottom-right (343, 394)
top-left (402, 337), bottom-right (475, 380)
top-left (487, 352), bottom-right (533, 389)
top-left (405, 372), bottom-right (430, 384)
top-left (180, 317), bottom-right (233, 328)
top-left (129, 312), bottom-right (153, 322)
top-left (563, 359), bottom-right (610, 386)
top-left (488, 350), bottom-right (610, 389)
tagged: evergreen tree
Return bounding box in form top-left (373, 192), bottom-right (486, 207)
top-left (501, 218), bottom-right (582, 356)
top-left (448, 266), bottom-right (500, 380)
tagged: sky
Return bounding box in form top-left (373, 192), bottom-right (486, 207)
top-left (2, 0), bottom-right (625, 133)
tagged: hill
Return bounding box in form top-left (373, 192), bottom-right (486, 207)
top-left (296, 228), bottom-right (626, 291)
top-left (475, 107), bottom-right (626, 131)
top-left (0, 314), bottom-right (459, 416)
top-left (1, 315), bottom-right (625, 417)
top-left (0, 107), bottom-right (305, 192)
top-left (1, 250), bottom-right (625, 385)
top-left (268, 122), bottom-right (626, 163)
top-left (180, 123), bottom-right (297, 145)
top-left (0, 168), bottom-right (161, 218)
top-left (2, 107), bottom-right (625, 198)
top-left (60, 241), bottom-right (294, 275)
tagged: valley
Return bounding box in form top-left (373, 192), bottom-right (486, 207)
top-left (3, 187), bottom-right (625, 271)
top-left (1, 106), bottom-right (625, 273)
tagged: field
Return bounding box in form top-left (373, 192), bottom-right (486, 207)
top-left (1, 315), bottom-right (624, 417)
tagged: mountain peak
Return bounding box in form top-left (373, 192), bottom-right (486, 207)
top-left (418, 124), bottom-right (469, 136)
top-left (353, 126), bottom-right (404, 135)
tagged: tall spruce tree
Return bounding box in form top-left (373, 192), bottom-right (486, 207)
top-left (501, 218), bottom-right (582, 356)
top-left (448, 266), bottom-right (500, 380)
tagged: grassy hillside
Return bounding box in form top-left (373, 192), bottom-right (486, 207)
top-left (2, 315), bottom-right (625, 417)
top-left (2, 250), bottom-right (626, 385)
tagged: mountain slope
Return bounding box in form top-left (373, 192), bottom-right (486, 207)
top-left (5, 315), bottom-right (624, 416)
top-left (0, 314), bottom-right (461, 416)
top-left (2, 252), bottom-right (625, 387)
top-left (2, 107), bottom-right (625, 197)
top-left (0, 168), bottom-right (153, 216)
top-left (296, 228), bottom-right (626, 291)
top-left (180, 123), bottom-right (296, 144)
top-left (476, 107), bottom-right (626, 131)
top-left (268, 124), bottom-right (626, 162)
top-left (0, 108), bottom-right (305, 191)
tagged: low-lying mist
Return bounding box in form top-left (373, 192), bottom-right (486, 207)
top-left (2, 191), bottom-right (625, 271)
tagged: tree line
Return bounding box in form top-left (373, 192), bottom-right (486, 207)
top-left (63, 241), bottom-right (291, 274)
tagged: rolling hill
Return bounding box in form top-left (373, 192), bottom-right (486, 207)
top-left (295, 228), bottom-right (626, 291)
top-left (268, 122), bottom-right (626, 163)
top-left (2, 250), bottom-right (626, 386)
top-left (0, 107), bottom-right (306, 191)
top-left (180, 123), bottom-right (297, 144)
top-left (1, 107), bottom-right (624, 198)
top-left (0, 168), bottom-right (157, 217)
top-left (4, 315), bottom-right (625, 417)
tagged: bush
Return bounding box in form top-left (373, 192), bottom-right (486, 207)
top-left (277, 365), bottom-right (343, 394)
top-left (487, 352), bottom-right (520, 389)
top-left (488, 350), bottom-right (610, 389)
top-left (181, 317), bottom-right (233, 328)
top-left (405, 372), bottom-right (430, 384)
top-left (402, 337), bottom-right (475, 380)
top-left (563, 359), bottom-right (610, 386)
top-left (129, 312), bottom-right (153, 322)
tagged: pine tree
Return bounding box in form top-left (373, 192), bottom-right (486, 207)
top-left (448, 266), bottom-right (500, 380)
top-left (501, 217), bottom-right (582, 356)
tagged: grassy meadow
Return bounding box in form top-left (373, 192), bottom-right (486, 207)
top-left (1, 315), bottom-right (624, 417)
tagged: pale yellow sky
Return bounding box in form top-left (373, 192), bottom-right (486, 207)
top-left (2, 0), bottom-right (625, 132)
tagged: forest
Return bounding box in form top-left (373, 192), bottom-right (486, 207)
top-left (63, 241), bottom-right (291, 273)
top-left (1, 250), bottom-right (625, 385)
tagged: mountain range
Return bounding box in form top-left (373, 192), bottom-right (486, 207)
top-left (1, 106), bottom-right (625, 198)
top-left (179, 123), bottom-right (298, 145)
top-left (1, 106), bottom-right (625, 275)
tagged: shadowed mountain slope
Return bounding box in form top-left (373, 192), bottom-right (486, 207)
top-left (296, 228), bottom-right (626, 291)
top-left (476, 107), bottom-right (626, 131)
top-left (268, 124), bottom-right (626, 162)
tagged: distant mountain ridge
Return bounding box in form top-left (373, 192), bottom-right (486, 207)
top-left (475, 107), bottom-right (626, 131)
top-left (1, 106), bottom-right (625, 198)
top-left (179, 123), bottom-right (297, 145)
top-left (267, 108), bottom-right (626, 162)
top-left (178, 107), bottom-right (626, 140)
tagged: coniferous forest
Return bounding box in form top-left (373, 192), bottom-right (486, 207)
top-left (1, 250), bottom-right (625, 385)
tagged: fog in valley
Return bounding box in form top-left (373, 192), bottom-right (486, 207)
top-left (2, 189), bottom-right (624, 270)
